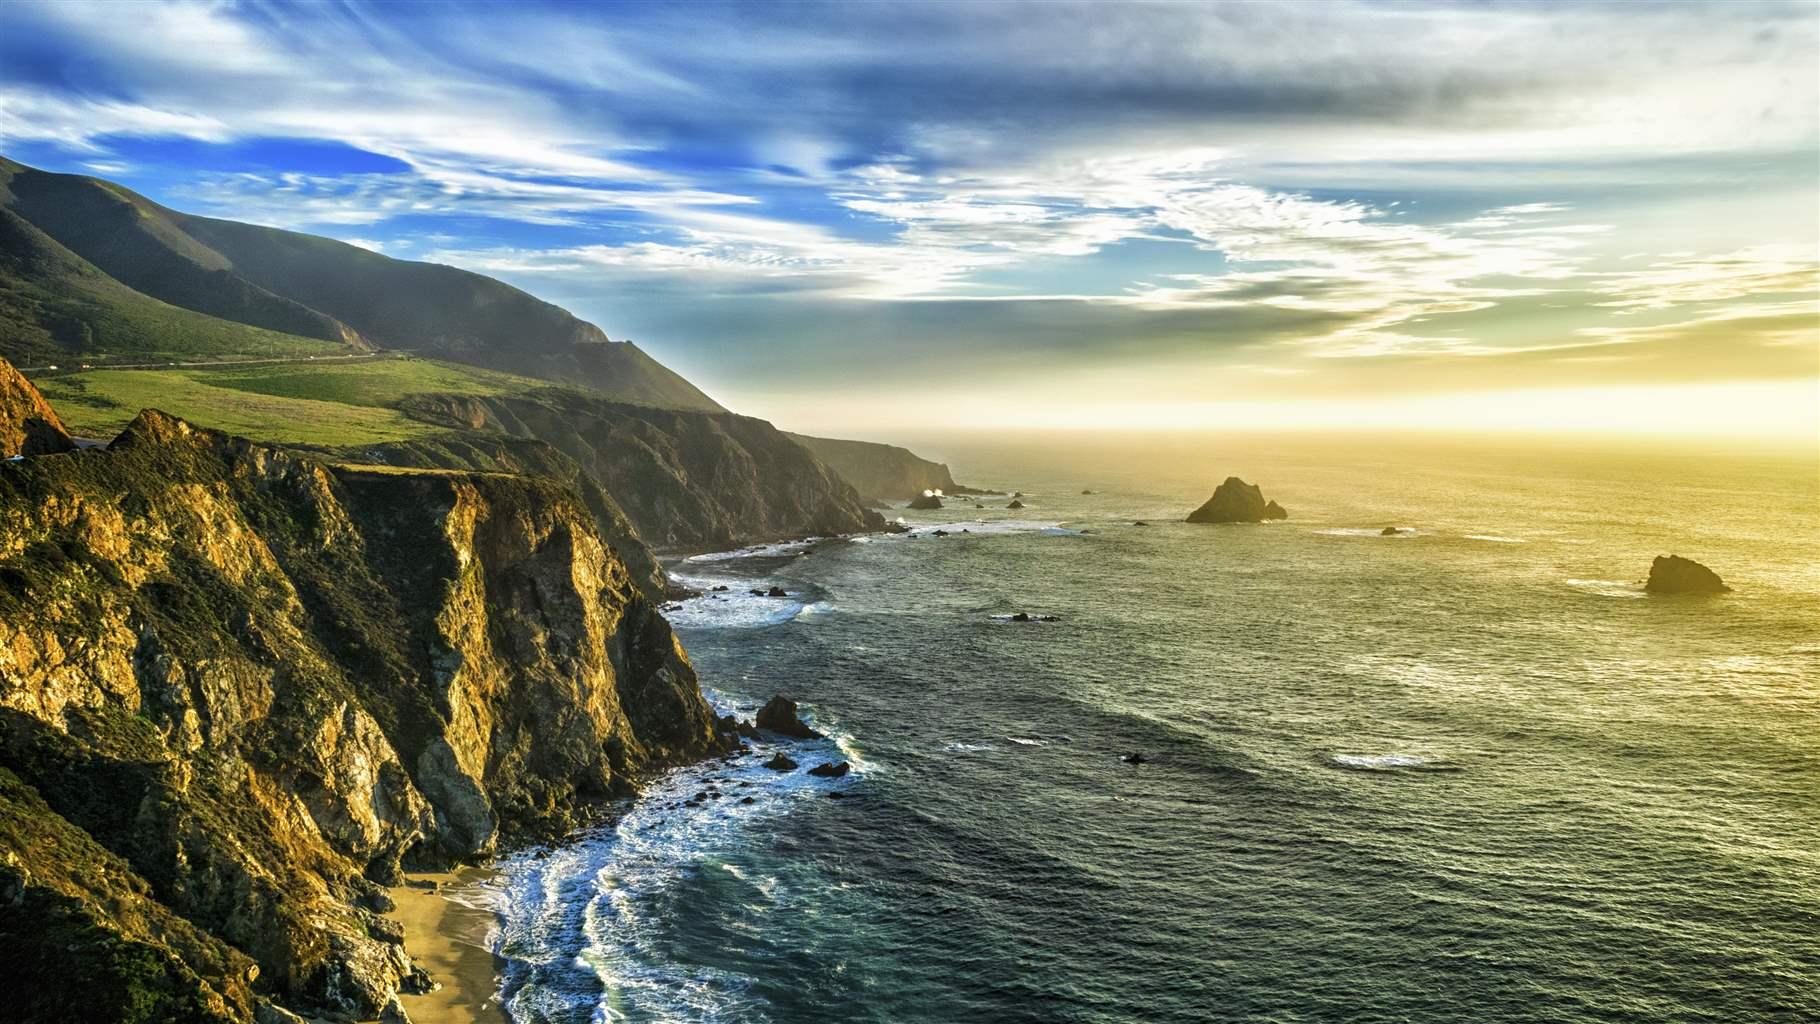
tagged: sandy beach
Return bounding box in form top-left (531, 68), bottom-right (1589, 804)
top-left (391, 867), bottom-right (511, 1024)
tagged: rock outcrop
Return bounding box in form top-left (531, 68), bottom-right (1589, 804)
top-left (784, 433), bottom-right (980, 503)
top-left (755, 696), bottom-right (822, 739)
top-left (1186, 477), bottom-right (1289, 524)
top-left (317, 433), bottom-right (670, 602)
top-left (1645, 555), bottom-right (1730, 594)
top-left (0, 356), bottom-right (73, 456)
top-left (0, 409), bottom-right (728, 1021)
top-left (399, 390), bottom-right (885, 552)
top-left (907, 493), bottom-right (943, 510)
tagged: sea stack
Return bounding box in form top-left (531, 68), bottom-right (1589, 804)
top-left (757, 695), bottom-right (824, 738)
top-left (908, 492), bottom-right (944, 510)
top-left (1187, 477), bottom-right (1289, 524)
top-left (1645, 555), bottom-right (1730, 594)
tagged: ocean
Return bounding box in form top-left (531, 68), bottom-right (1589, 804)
top-left (476, 431), bottom-right (1819, 1024)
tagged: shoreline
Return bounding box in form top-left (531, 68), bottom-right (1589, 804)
top-left (391, 866), bottom-right (512, 1024)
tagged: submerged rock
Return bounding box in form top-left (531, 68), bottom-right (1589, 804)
top-left (1645, 555), bottom-right (1730, 594)
top-left (756, 695), bottom-right (823, 738)
top-left (807, 761), bottom-right (851, 778)
top-left (1186, 477), bottom-right (1289, 524)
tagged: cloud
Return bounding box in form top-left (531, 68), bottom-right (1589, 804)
top-left (0, 0), bottom-right (1813, 424)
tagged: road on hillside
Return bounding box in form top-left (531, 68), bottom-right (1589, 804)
top-left (17, 352), bottom-right (392, 374)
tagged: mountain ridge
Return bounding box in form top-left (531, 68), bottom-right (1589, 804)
top-left (0, 156), bottom-right (721, 412)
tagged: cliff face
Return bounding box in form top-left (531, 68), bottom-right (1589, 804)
top-left (402, 390), bottom-right (887, 552)
top-left (314, 432), bottom-right (672, 602)
top-left (0, 356), bottom-right (72, 455)
top-left (784, 432), bottom-right (965, 503)
top-left (0, 409), bottom-right (727, 1021)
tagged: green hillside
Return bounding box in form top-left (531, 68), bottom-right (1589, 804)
top-left (0, 155), bottom-right (723, 411)
top-left (30, 356), bottom-right (544, 445)
top-left (0, 205), bottom-right (352, 367)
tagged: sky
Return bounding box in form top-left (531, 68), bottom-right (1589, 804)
top-left (0, 0), bottom-right (1815, 439)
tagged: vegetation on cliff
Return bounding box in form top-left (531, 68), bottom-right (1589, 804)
top-left (0, 389), bottom-right (731, 1020)
top-left (0, 156), bottom-right (719, 411)
top-left (0, 353), bottom-right (72, 455)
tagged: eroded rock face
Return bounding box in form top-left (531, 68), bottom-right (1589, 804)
top-left (1187, 477), bottom-right (1288, 524)
top-left (398, 390), bottom-right (887, 552)
top-left (0, 409), bottom-right (727, 1020)
top-left (0, 355), bottom-right (73, 456)
top-left (1645, 555), bottom-right (1730, 594)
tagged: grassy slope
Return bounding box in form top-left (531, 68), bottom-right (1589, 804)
top-left (0, 159), bottom-right (364, 349)
top-left (0, 156), bottom-right (721, 411)
top-left (31, 357), bottom-right (545, 445)
top-left (0, 206), bottom-right (350, 367)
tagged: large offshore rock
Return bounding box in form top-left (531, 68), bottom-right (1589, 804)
top-left (1186, 477), bottom-right (1289, 524)
top-left (1645, 555), bottom-right (1730, 594)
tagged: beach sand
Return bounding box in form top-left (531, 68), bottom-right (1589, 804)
top-left (392, 867), bottom-right (511, 1024)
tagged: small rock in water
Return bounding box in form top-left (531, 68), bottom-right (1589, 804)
top-left (757, 695), bottom-right (823, 738)
top-left (1380, 527), bottom-right (1403, 536)
top-left (827, 791), bottom-right (848, 799)
top-left (1133, 520), bottom-right (1149, 527)
top-left (807, 761), bottom-right (851, 778)
top-left (767, 586), bottom-right (789, 598)
top-left (740, 796), bottom-right (756, 804)
top-left (1007, 499), bottom-right (1025, 509)
top-left (763, 753), bottom-right (799, 772)
top-left (1645, 554), bottom-right (1730, 594)
top-left (1121, 752), bottom-right (1149, 765)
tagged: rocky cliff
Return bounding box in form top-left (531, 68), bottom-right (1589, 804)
top-left (0, 356), bottom-right (72, 455)
top-left (783, 432), bottom-right (969, 504)
top-left (0, 408), bottom-right (729, 1022)
top-left (402, 390), bottom-right (886, 551)
top-left (313, 432), bottom-right (672, 602)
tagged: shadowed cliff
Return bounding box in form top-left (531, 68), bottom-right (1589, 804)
top-left (402, 389), bottom-right (887, 552)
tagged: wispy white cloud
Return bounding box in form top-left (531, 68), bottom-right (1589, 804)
top-left (0, 0), bottom-right (1813, 415)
